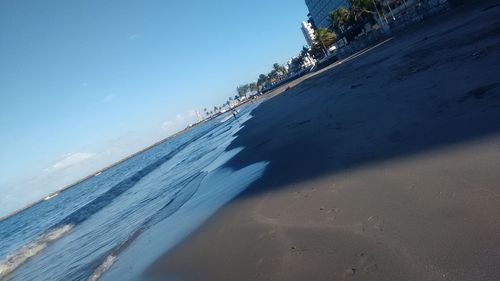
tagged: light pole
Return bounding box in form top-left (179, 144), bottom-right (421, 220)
top-left (372, 0), bottom-right (388, 25)
top-left (386, 1), bottom-right (396, 21)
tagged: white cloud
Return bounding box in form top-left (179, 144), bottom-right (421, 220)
top-left (161, 110), bottom-right (200, 134)
top-left (128, 33), bottom-right (142, 40)
top-left (162, 120), bottom-right (176, 131)
top-left (47, 152), bottom-right (94, 172)
top-left (102, 94), bottom-right (116, 103)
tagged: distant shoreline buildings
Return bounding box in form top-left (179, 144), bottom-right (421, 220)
top-left (199, 0), bottom-right (449, 128)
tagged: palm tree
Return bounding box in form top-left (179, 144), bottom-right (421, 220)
top-left (330, 7), bottom-right (352, 34)
top-left (314, 28), bottom-right (336, 56)
top-left (349, 0), bottom-right (384, 23)
top-left (268, 69), bottom-right (278, 83)
top-left (273, 63), bottom-right (287, 79)
top-left (257, 74), bottom-right (267, 87)
top-left (237, 84), bottom-right (251, 97)
top-left (296, 46), bottom-right (312, 68)
top-left (237, 85), bottom-right (245, 97)
top-left (272, 63), bottom-right (281, 80)
top-left (301, 46), bottom-right (310, 56)
top-left (249, 82), bottom-right (258, 93)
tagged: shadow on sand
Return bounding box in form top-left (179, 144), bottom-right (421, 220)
top-left (223, 1), bottom-right (500, 200)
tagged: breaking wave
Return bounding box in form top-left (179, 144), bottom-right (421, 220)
top-left (87, 255), bottom-right (117, 281)
top-left (0, 224), bottom-right (73, 279)
top-left (86, 171), bottom-right (205, 281)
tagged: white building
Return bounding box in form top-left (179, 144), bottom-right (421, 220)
top-left (196, 110), bottom-right (203, 122)
top-left (301, 21), bottom-right (316, 47)
top-left (286, 50), bottom-right (317, 74)
top-left (302, 53), bottom-right (316, 68)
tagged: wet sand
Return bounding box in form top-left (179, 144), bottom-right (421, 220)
top-left (145, 1), bottom-right (500, 280)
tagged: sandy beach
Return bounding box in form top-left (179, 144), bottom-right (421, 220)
top-left (145, 1), bottom-right (500, 280)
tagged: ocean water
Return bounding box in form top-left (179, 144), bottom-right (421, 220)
top-left (0, 101), bottom-right (268, 281)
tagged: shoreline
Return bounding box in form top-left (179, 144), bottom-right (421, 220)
top-left (0, 113), bottom-right (212, 222)
top-left (145, 1), bottom-right (500, 280)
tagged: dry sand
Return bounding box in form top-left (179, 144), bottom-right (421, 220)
top-left (145, 1), bottom-right (500, 280)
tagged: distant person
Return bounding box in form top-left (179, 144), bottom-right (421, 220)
top-left (231, 109), bottom-right (241, 125)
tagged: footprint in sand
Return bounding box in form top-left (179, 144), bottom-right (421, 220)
top-left (343, 252), bottom-right (379, 280)
top-left (362, 215), bottom-right (384, 233)
top-left (293, 191), bottom-right (309, 199)
top-left (289, 245), bottom-right (306, 256)
top-left (319, 206), bottom-right (340, 221)
top-left (293, 187), bottom-right (317, 199)
top-left (357, 252), bottom-right (379, 273)
top-left (327, 183), bottom-right (339, 194)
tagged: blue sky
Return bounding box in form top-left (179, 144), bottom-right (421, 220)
top-left (0, 0), bottom-right (308, 216)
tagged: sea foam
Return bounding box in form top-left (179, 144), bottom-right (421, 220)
top-left (0, 224), bottom-right (72, 279)
top-left (87, 255), bottom-right (117, 281)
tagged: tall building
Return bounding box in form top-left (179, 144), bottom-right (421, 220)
top-left (195, 110), bottom-right (203, 122)
top-left (301, 21), bottom-right (316, 47)
top-left (304, 0), bottom-right (350, 28)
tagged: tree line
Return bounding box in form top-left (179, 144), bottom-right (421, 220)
top-left (203, 0), bottom-right (398, 119)
top-left (236, 63), bottom-right (288, 98)
top-left (314, 0), bottom-right (396, 54)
